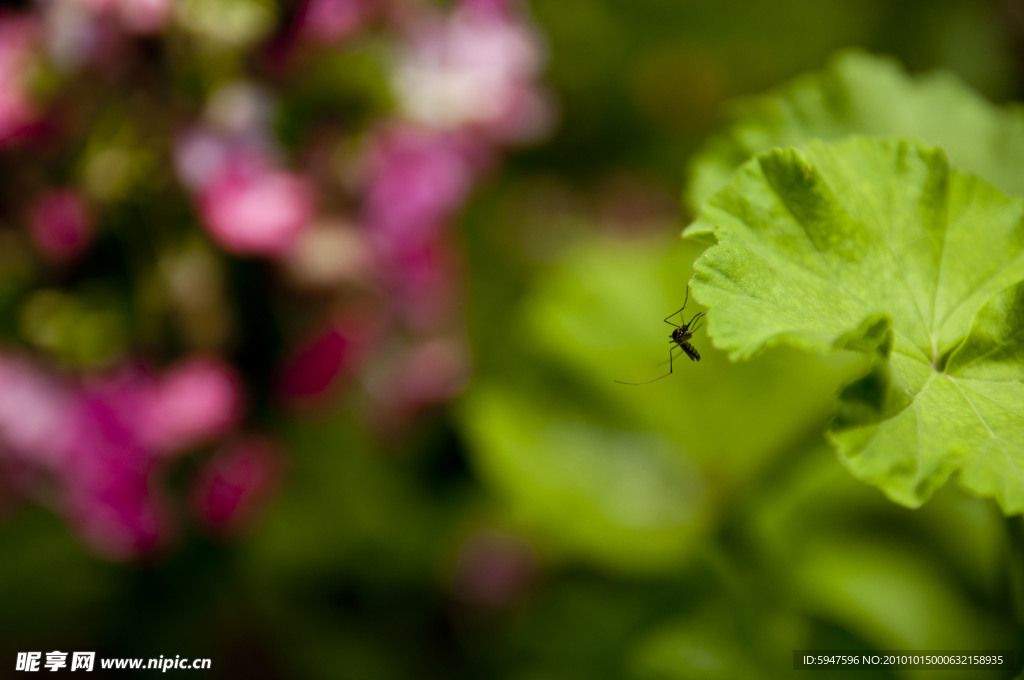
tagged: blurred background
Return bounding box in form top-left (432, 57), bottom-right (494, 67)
top-left (0, 0), bottom-right (1023, 678)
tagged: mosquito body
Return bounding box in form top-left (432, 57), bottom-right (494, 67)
top-left (670, 324), bottom-right (701, 362)
top-left (616, 289), bottom-right (704, 385)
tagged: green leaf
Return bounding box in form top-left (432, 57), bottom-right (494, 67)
top-left (629, 605), bottom-right (775, 680)
top-left (690, 136), bottom-right (1024, 513)
top-left (792, 536), bottom-right (1003, 650)
top-left (686, 50), bottom-right (1024, 225)
top-left (460, 385), bottom-right (716, 574)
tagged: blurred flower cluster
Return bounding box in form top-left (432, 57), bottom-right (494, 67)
top-left (0, 0), bottom-right (550, 559)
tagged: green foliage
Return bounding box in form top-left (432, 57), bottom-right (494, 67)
top-left (690, 136), bottom-right (1024, 512)
top-left (459, 237), bottom-right (862, 573)
top-left (458, 227), bottom-right (1019, 675)
top-left (686, 50), bottom-right (1024, 220)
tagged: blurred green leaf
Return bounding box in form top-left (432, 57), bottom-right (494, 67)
top-left (19, 288), bottom-right (128, 367)
top-left (747, 441), bottom-right (1006, 599)
top-left (686, 50), bottom-right (1024, 220)
top-left (461, 385), bottom-right (714, 573)
top-left (0, 508), bottom-right (116, 658)
top-left (237, 413), bottom-right (473, 680)
top-left (793, 536), bottom-right (1002, 652)
top-left (743, 440), bottom-right (1013, 664)
top-left (178, 0), bottom-right (277, 48)
top-left (629, 605), bottom-right (772, 680)
top-left (276, 43), bottom-right (395, 148)
top-left (691, 136), bottom-right (1024, 512)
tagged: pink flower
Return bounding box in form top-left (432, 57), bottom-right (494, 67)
top-left (61, 370), bottom-right (171, 559)
top-left (363, 125), bottom-right (485, 251)
top-left (0, 357), bottom-right (246, 559)
top-left (199, 161), bottom-right (315, 257)
top-left (279, 319), bottom-right (370, 404)
top-left (0, 14), bottom-right (40, 145)
top-left (63, 438), bottom-right (168, 561)
top-left (145, 356), bottom-right (244, 454)
top-left (0, 349), bottom-right (256, 559)
top-left (370, 335), bottom-right (468, 428)
top-left (392, 1), bottom-right (551, 142)
top-left (363, 127), bottom-right (472, 324)
top-left (177, 92), bottom-right (312, 259)
top-left (460, 0), bottom-right (513, 16)
top-left (192, 435), bottom-right (283, 534)
top-left (378, 236), bottom-right (459, 328)
top-left (298, 0), bottom-right (375, 44)
top-left (116, 0), bottom-right (175, 34)
top-left (0, 354), bottom-right (74, 470)
top-left (27, 190), bottom-right (93, 263)
top-left (80, 0), bottom-right (175, 34)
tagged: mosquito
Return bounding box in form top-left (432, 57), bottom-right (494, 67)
top-left (616, 288), bottom-right (705, 385)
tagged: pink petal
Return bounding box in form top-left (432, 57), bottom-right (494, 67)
top-left (298, 0), bottom-right (375, 43)
top-left (363, 125), bottom-right (485, 250)
top-left (148, 356), bottom-right (244, 454)
top-left (0, 355), bottom-right (75, 469)
top-left (200, 164), bottom-right (315, 257)
top-left (192, 435), bottom-right (284, 534)
top-left (279, 319), bottom-right (371, 403)
top-left (27, 190), bottom-right (93, 263)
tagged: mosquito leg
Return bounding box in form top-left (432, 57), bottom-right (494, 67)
top-left (614, 347), bottom-right (677, 385)
top-left (656, 346), bottom-right (681, 367)
top-left (663, 287), bottom-right (691, 326)
top-left (663, 308), bottom-right (684, 327)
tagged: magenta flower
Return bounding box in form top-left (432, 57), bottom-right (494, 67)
top-left (199, 160), bottom-right (315, 257)
top-left (0, 355), bottom-right (251, 559)
top-left (60, 369), bottom-right (171, 559)
top-left (27, 190), bottom-right (94, 263)
top-left (279, 319), bottom-right (371, 404)
top-left (0, 362), bottom-right (168, 559)
top-left (63, 438), bottom-right (168, 561)
top-left (191, 435), bottom-right (283, 534)
top-left (363, 125), bottom-right (486, 251)
top-left (377, 235), bottom-right (460, 328)
top-left (0, 14), bottom-right (40, 145)
top-left (298, 0), bottom-right (375, 44)
top-left (145, 356), bottom-right (244, 454)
